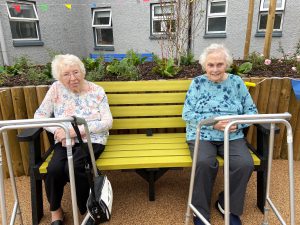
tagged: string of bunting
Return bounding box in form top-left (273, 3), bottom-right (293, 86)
top-left (4, 0), bottom-right (152, 12)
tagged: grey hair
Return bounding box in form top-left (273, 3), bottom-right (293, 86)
top-left (51, 54), bottom-right (86, 80)
top-left (199, 43), bottom-right (233, 70)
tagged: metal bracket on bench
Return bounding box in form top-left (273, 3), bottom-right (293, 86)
top-left (135, 168), bottom-right (169, 201)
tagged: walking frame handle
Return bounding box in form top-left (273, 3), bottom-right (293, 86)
top-left (0, 116), bottom-right (94, 225)
top-left (185, 112), bottom-right (295, 225)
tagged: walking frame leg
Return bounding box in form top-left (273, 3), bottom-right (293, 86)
top-left (0, 145), bottom-right (8, 225)
top-left (262, 123), bottom-right (275, 225)
top-left (2, 131), bottom-right (23, 225)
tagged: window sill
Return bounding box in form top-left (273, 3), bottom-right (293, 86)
top-left (255, 31), bottom-right (282, 37)
top-left (149, 35), bottom-right (174, 40)
top-left (13, 40), bottom-right (44, 47)
top-left (203, 33), bottom-right (227, 39)
top-left (94, 46), bottom-right (115, 51)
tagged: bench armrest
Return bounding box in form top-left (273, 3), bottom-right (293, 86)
top-left (255, 123), bottom-right (280, 155)
top-left (18, 128), bottom-right (43, 142)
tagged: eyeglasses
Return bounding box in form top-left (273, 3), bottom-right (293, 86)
top-left (62, 70), bottom-right (81, 79)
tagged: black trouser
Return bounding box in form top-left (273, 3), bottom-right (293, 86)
top-left (188, 138), bottom-right (254, 220)
top-left (44, 143), bottom-right (105, 214)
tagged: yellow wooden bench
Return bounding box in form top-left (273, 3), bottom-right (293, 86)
top-left (18, 79), bottom-right (274, 225)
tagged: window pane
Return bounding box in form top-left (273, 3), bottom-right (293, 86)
top-left (96, 28), bottom-right (114, 45)
top-left (7, 3), bottom-right (37, 19)
top-left (259, 13), bottom-right (282, 30)
top-left (94, 11), bottom-right (111, 25)
top-left (154, 5), bottom-right (174, 16)
top-left (207, 17), bottom-right (226, 32)
top-left (210, 1), bottom-right (226, 14)
top-left (9, 21), bottom-right (38, 39)
top-left (153, 20), bottom-right (176, 33)
top-left (263, 0), bottom-right (283, 9)
top-left (274, 14), bottom-right (282, 29)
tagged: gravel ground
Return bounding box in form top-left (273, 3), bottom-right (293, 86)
top-left (1, 159), bottom-right (299, 225)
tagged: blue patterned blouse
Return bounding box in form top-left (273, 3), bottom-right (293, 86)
top-left (182, 74), bottom-right (257, 141)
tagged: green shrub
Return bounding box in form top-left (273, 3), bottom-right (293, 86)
top-left (180, 52), bottom-right (196, 66)
top-left (152, 56), bottom-right (180, 77)
top-left (227, 62), bottom-right (252, 76)
top-left (27, 67), bottom-right (53, 85)
top-left (125, 49), bottom-right (147, 66)
top-left (106, 59), bottom-right (139, 80)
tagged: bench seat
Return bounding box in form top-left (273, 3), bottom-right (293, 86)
top-left (39, 133), bottom-right (261, 173)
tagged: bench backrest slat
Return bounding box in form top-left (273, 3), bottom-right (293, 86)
top-left (95, 80), bottom-right (191, 92)
top-left (107, 93), bottom-right (186, 104)
top-left (113, 117), bottom-right (185, 129)
top-left (97, 80), bottom-right (253, 131)
top-left (110, 105), bottom-right (183, 117)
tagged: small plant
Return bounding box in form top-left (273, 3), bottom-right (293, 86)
top-left (152, 55), bottom-right (180, 77)
top-left (227, 62), bottom-right (252, 76)
top-left (180, 52), bottom-right (196, 66)
top-left (246, 51), bottom-right (265, 70)
top-left (106, 59), bottom-right (139, 80)
top-left (3, 56), bottom-right (32, 76)
top-left (125, 49), bottom-right (147, 66)
top-left (27, 67), bottom-right (53, 85)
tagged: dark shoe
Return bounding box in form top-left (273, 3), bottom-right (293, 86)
top-left (51, 220), bottom-right (64, 225)
top-left (230, 214), bottom-right (242, 225)
top-left (85, 217), bottom-right (95, 225)
top-left (215, 200), bottom-right (225, 217)
top-left (215, 200), bottom-right (242, 225)
top-left (193, 216), bottom-right (205, 225)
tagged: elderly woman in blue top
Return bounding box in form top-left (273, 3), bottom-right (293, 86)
top-left (182, 44), bottom-right (257, 225)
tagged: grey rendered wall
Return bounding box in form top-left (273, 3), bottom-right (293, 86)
top-left (0, 0), bottom-right (299, 66)
top-left (0, 0), bottom-right (90, 65)
top-left (192, 0), bottom-right (300, 60)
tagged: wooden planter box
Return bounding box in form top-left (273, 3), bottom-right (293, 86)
top-left (0, 78), bottom-right (299, 178)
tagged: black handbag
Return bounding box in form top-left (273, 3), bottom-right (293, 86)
top-left (71, 118), bottom-right (113, 224)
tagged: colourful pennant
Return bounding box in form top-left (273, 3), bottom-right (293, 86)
top-left (65, 4), bottom-right (72, 10)
top-left (39, 4), bottom-right (49, 12)
top-left (12, 3), bottom-right (21, 13)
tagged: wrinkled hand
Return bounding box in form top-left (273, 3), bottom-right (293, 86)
top-left (213, 120), bottom-right (237, 132)
top-left (54, 128), bottom-right (77, 144)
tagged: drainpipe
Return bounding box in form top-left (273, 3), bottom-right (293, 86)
top-left (0, 19), bottom-right (9, 66)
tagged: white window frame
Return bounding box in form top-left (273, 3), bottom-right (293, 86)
top-left (206, 0), bottom-right (228, 34)
top-left (92, 8), bottom-right (114, 47)
top-left (260, 0), bottom-right (286, 11)
top-left (258, 0), bottom-right (285, 32)
top-left (151, 3), bottom-right (176, 35)
top-left (6, 1), bottom-right (40, 41)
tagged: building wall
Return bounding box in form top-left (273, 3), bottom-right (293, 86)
top-left (0, 0), bottom-right (299, 66)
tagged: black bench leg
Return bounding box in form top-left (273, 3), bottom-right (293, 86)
top-left (255, 124), bottom-right (279, 214)
top-left (257, 170), bottom-right (267, 213)
top-left (148, 171), bottom-right (155, 201)
top-left (29, 139), bottom-right (44, 224)
top-left (30, 173), bottom-right (44, 225)
top-left (135, 168), bottom-right (169, 201)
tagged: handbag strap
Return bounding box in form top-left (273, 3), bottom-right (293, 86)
top-left (71, 117), bottom-right (98, 201)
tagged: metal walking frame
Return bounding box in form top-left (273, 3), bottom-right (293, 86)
top-left (185, 113), bottom-right (295, 225)
top-left (0, 117), bottom-right (98, 225)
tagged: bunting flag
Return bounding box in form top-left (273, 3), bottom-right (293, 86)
top-left (65, 4), bottom-right (72, 10)
top-left (291, 79), bottom-right (300, 100)
top-left (39, 4), bottom-right (49, 12)
top-left (12, 3), bottom-right (21, 13)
